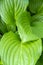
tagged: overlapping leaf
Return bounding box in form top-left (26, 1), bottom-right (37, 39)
top-left (0, 0), bottom-right (43, 65)
top-left (31, 13), bottom-right (43, 38)
top-left (0, 0), bottom-right (29, 32)
top-left (0, 31), bottom-right (42, 65)
top-left (29, 0), bottom-right (43, 13)
top-left (16, 12), bottom-right (39, 42)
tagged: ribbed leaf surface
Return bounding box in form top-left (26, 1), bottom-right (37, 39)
top-left (0, 0), bottom-right (29, 32)
top-left (31, 13), bottom-right (43, 38)
top-left (16, 12), bottom-right (38, 42)
top-left (29, 0), bottom-right (43, 13)
top-left (0, 31), bottom-right (42, 65)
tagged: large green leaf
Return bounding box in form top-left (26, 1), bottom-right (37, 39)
top-left (31, 13), bottom-right (43, 38)
top-left (29, 0), bottom-right (43, 13)
top-left (0, 0), bottom-right (29, 32)
top-left (0, 31), bottom-right (42, 65)
top-left (16, 12), bottom-right (39, 42)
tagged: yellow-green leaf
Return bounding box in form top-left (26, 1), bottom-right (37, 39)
top-left (16, 12), bottom-right (38, 42)
top-left (0, 31), bottom-right (42, 65)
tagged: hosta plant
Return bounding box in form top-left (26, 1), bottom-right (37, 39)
top-left (0, 0), bottom-right (43, 65)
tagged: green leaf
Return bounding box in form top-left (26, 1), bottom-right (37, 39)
top-left (0, 0), bottom-right (29, 32)
top-left (16, 12), bottom-right (39, 42)
top-left (29, 0), bottom-right (43, 13)
top-left (31, 13), bottom-right (43, 38)
top-left (0, 31), bottom-right (42, 65)
top-left (36, 52), bottom-right (43, 65)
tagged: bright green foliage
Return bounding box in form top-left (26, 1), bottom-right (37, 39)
top-left (0, 31), bottom-right (42, 65)
top-left (16, 12), bottom-right (39, 42)
top-left (0, 0), bottom-right (29, 32)
top-left (0, 0), bottom-right (43, 65)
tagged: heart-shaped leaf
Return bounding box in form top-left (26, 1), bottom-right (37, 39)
top-left (29, 0), bottom-right (43, 13)
top-left (31, 13), bottom-right (43, 38)
top-left (16, 12), bottom-right (38, 42)
top-left (0, 0), bottom-right (29, 32)
top-left (0, 31), bottom-right (42, 65)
